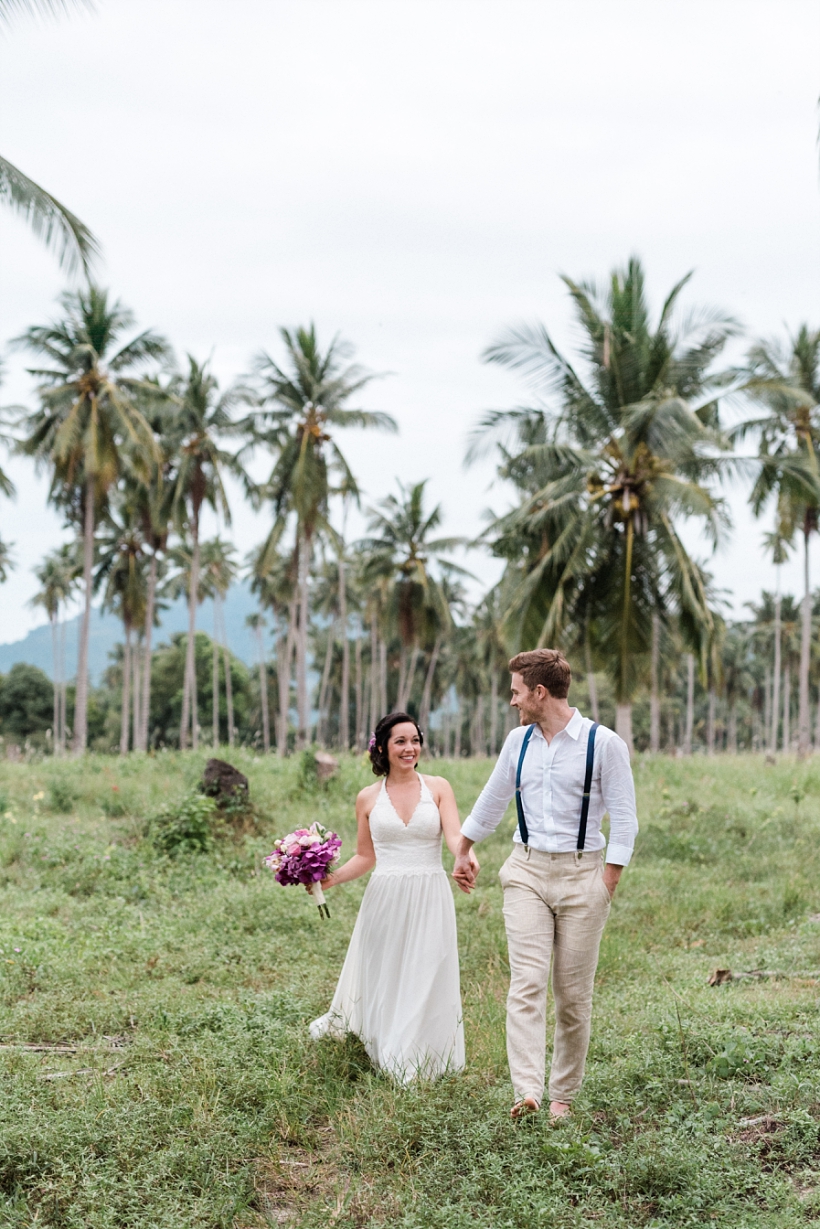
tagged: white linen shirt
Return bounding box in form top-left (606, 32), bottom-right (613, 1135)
top-left (460, 710), bottom-right (638, 865)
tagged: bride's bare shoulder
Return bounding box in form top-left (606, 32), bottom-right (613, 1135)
top-left (420, 773), bottom-right (455, 797)
top-left (356, 781), bottom-right (382, 811)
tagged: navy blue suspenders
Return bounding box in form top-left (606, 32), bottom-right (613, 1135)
top-left (515, 721), bottom-right (599, 851)
top-left (576, 722), bottom-right (599, 851)
top-left (514, 725), bottom-right (536, 846)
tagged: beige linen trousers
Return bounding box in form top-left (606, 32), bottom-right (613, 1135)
top-left (499, 845), bottom-right (611, 1106)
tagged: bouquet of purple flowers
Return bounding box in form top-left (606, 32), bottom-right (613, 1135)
top-left (264, 822), bottom-right (342, 919)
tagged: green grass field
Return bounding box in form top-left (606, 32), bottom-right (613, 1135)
top-left (0, 751), bottom-right (819, 1227)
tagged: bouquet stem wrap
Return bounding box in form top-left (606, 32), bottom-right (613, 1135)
top-left (309, 881), bottom-right (329, 918)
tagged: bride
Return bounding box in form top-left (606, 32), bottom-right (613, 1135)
top-left (309, 711), bottom-right (479, 1082)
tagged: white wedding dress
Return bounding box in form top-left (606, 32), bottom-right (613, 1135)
top-left (309, 775), bottom-right (465, 1083)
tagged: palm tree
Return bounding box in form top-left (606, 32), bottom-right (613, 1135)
top-left (96, 502), bottom-right (147, 754)
top-left (245, 612), bottom-right (271, 753)
top-left (735, 326), bottom-right (820, 758)
top-left (127, 390), bottom-right (179, 752)
top-left (722, 623), bottom-right (754, 753)
top-left (310, 553), bottom-right (343, 746)
top-left (472, 585), bottom-right (508, 756)
top-left (471, 257), bottom-right (736, 753)
top-left (242, 324), bottom-right (396, 748)
top-left (248, 541), bottom-right (297, 757)
top-left (359, 480), bottom-right (465, 713)
top-left (0, 361), bottom-right (18, 601)
top-left (16, 287), bottom-right (167, 753)
top-left (30, 543), bottom-right (78, 752)
top-left (0, 2), bottom-right (99, 277)
top-left (169, 357), bottom-right (237, 751)
top-left (199, 535), bottom-right (239, 748)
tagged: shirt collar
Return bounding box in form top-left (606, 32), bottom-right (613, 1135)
top-left (529, 708), bottom-right (584, 742)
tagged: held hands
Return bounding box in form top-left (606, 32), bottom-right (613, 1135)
top-left (452, 848), bottom-right (479, 894)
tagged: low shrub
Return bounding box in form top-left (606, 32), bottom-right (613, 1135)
top-left (46, 778), bottom-right (77, 814)
top-left (148, 793), bottom-right (217, 856)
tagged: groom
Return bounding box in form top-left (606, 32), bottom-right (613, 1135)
top-left (453, 649), bottom-right (638, 1119)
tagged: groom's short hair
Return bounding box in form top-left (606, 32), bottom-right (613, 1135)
top-left (509, 649), bottom-right (571, 698)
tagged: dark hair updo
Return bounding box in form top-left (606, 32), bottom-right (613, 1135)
top-left (369, 712), bottom-right (424, 777)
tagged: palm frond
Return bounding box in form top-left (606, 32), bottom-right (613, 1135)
top-left (0, 155), bottom-right (99, 277)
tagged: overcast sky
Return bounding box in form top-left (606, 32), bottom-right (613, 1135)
top-left (2, 0), bottom-right (820, 643)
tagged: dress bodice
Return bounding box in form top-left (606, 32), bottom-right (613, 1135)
top-left (368, 776), bottom-right (445, 877)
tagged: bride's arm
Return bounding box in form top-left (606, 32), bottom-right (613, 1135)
top-left (431, 777), bottom-right (479, 893)
top-left (319, 788), bottom-right (377, 889)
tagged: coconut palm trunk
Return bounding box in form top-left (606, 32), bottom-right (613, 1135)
top-left (138, 553), bottom-right (157, 753)
top-left (764, 668), bottom-right (771, 747)
top-left (771, 593), bottom-right (781, 754)
top-left (453, 696), bottom-right (462, 758)
top-left (395, 644), bottom-right (407, 712)
top-left (73, 475), bottom-right (95, 755)
top-left (316, 623), bottom-right (335, 746)
top-left (354, 632), bottom-right (363, 751)
top-left (397, 642), bottom-right (420, 711)
top-left (489, 669), bottom-right (499, 755)
top-left (255, 621), bottom-right (271, 754)
top-left (277, 602), bottom-right (297, 757)
top-left (650, 615), bottom-right (661, 753)
top-left (683, 654), bottom-right (695, 755)
top-left (379, 638), bottom-right (387, 717)
top-left (585, 635), bottom-right (600, 725)
top-left (50, 613), bottom-right (59, 755)
top-left (338, 555), bottom-right (349, 749)
top-left (799, 527), bottom-right (812, 757)
top-left (218, 600), bottom-right (234, 749)
top-left (212, 622), bottom-right (220, 747)
top-left (727, 702), bottom-right (738, 753)
top-left (120, 625), bottom-right (132, 755)
top-left (614, 518), bottom-right (636, 756)
top-left (59, 617), bottom-right (67, 753)
top-left (369, 613), bottom-right (380, 730)
top-left (180, 516), bottom-right (201, 750)
top-left (362, 661), bottom-right (372, 749)
top-left (783, 666), bottom-right (791, 752)
top-left (474, 700), bottom-right (486, 757)
top-left (707, 686), bottom-right (716, 756)
top-left (419, 636), bottom-right (442, 742)
top-left (133, 641), bottom-right (142, 753)
top-left (295, 532), bottom-right (310, 749)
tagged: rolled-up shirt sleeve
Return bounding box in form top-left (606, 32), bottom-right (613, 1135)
top-left (601, 734), bottom-right (638, 865)
top-left (460, 736), bottom-right (517, 844)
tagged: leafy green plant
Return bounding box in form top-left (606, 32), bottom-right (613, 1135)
top-left (101, 788), bottom-right (127, 817)
top-left (46, 777), bottom-right (77, 814)
top-left (296, 747), bottom-right (322, 793)
top-left (148, 793), bottom-right (217, 856)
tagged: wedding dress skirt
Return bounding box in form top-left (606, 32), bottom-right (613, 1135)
top-left (309, 776), bottom-right (465, 1083)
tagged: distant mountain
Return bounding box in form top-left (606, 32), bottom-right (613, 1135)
top-left (0, 581), bottom-right (265, 683)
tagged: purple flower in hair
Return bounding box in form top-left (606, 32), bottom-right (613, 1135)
top-left (368, 733), bottom-right (376, 750)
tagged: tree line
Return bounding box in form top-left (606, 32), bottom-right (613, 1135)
top-left (0, 258), bottom-right (819, 759)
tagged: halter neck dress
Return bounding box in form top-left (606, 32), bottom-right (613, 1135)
top-left (309, 775), bottom-right (465, 1082)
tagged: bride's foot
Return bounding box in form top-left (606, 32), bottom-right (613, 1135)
top-left (511, 1097), bottom-right (539, 1119)
top-left (549, 1100), bottom-right (571, 1120)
